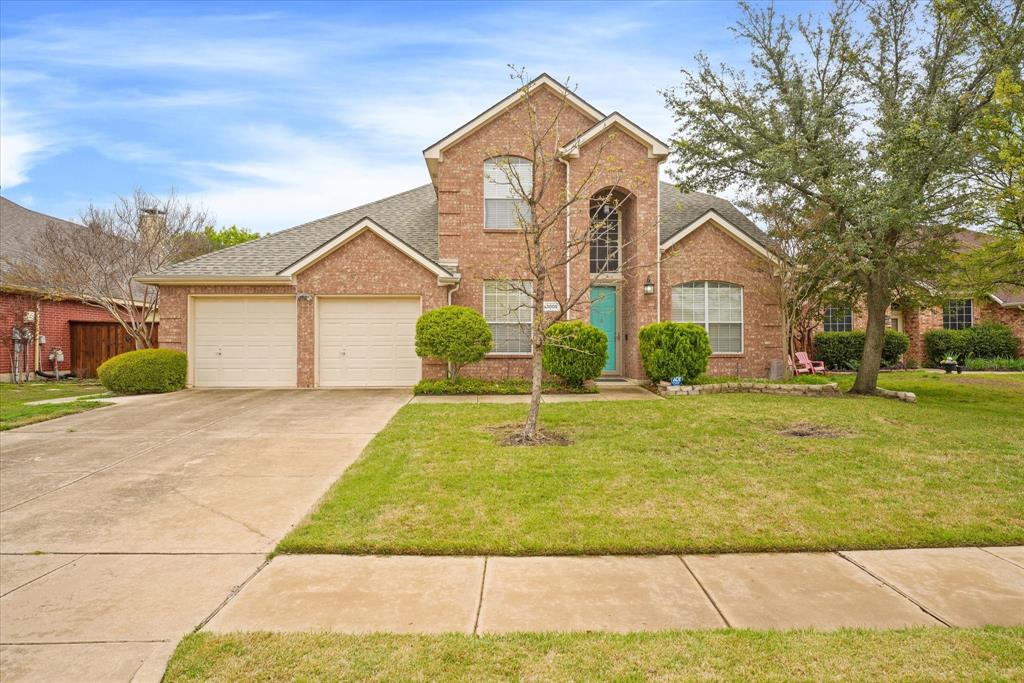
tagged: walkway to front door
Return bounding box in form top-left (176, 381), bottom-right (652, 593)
top-left (590, 286), bottom-right (617, 374)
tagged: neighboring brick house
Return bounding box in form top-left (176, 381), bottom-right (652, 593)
top-left (0, 197), bottom-right (153, 381)
top-left (140, 75), bottom-right (782, 388)
top-left (817, 231), bottom-right (1024, 365)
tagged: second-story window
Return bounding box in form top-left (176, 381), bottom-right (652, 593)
top-left (590, 201), bottom-right (620, 274)
top-left (484, 157), bottom-right (532, 229)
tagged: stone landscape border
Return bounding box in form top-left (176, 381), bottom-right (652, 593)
top-left (658, 381), bottom-right (916, 403)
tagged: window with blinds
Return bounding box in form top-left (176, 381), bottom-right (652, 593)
top-left (483, 280), bottom-right (533, 353)
top-left (484, 157), bottom-right (532, 229)
top-left (671, 281), bottom-right (744, 354)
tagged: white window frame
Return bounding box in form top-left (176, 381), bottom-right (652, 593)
top-left (589, 202), bottom-right (621, 275)
top-left (483, 157), bottom-right (532, 230)
top-left (943, 299), bottom-right (973, 330)
top-left (671, 281), bottom-right (744, 355)
top-left (483, 280), bottom-right (534, 355)
top-left (823, 306), bottom-right (854, 333)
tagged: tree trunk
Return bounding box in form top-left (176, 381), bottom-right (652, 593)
top-left (523, 274), bottom-right (546, 440)
top-left (850, 274), bottom-right (889, 394)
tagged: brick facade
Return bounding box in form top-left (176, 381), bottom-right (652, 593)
top-left (153, 81), bottom-right (787, 385)
top-left (1, 289), bottom-right (120, 379)
top-left (659, 220), bottom-right (783, 377)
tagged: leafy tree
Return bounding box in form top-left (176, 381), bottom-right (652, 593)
top-left (205, 224), bottom-right (261, 251)
top-left (664, 0), bottom-right (1024, 394)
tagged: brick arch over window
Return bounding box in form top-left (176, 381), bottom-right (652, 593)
top-left (671, 280), bottom-right (744, 354)
top-left (483, 156), bottom-right (532, 229)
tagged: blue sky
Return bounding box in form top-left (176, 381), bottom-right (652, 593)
top-left (1, 0), bottom-right (820, 233)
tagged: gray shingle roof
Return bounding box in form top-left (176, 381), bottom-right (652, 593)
top-left (149, 181), bottom-right (768, 278)
top-left (0, 196), bottom-right (83, 279)
top-left (659, 182), bottom-right (768, 247)
top-left (153, 184), bottom-right (439, 277)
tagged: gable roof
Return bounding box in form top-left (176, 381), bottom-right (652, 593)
top-left (141, 184), bottom-right (438, 281)
top-left (659, 182), bottom-right (770, 249)
top-left (422, 73), bottom-right (604, 182)
top-left (560, 112), bottom-right (670, 160)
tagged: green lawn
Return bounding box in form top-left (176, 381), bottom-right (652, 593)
top-left (164, 628), bottom-right (1024, 682)
top-left (279, 372), bottom-right (1024, 555)
top-left (0, 381), bottom-right (111, 431)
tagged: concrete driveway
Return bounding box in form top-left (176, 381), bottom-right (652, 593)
top-left (0, 388), bottom-right (409, 682)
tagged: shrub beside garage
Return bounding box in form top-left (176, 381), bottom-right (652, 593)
top-left (97, 349), bottom-right (187, 394)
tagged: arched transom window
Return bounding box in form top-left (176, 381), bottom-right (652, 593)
top-left (672, 281), bottom-right (744, 354)
top-left (484, 157), bottom-right (532, 229)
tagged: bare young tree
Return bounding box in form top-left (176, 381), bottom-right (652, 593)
top-left (487, 69), bottom-right (659, 442)
top-left (10, 189), bottom-right (210, 348)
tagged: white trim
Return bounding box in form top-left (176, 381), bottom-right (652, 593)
top-left (277, 217), bottom-right (457, 283)
top-left (660, 210), bottom-right (774, 261)
top-left (560, 112), bottom-right (670, 160)
top-left (423, 75), bottom-right (603, 171)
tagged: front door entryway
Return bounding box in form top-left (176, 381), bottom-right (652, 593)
top-left (590, 286), bottom-right (618, 374)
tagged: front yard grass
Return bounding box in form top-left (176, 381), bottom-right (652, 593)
top-left (165, 627), bottom-right (1024, 682)
top-left (0, 380), bottom-right (111, 431)
top-left (280, 372), bottom-right (1023, 555)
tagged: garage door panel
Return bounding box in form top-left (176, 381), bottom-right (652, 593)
top-left (192, 297), bottom-right (297, 388)
top-left (317, 297), bottom-right (420, 387)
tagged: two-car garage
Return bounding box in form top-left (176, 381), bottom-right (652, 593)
top-left (190, 296), bottom-right (421, 388)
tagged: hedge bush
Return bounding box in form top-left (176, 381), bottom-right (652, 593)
top-left (813, 330), bottom-right (910, 370)
top-left (924, 323), bottom-right (1020, 365)
top-left (638, 322), bottom-right (711, 383)
top-left (97, 348), bottom-right (187, 394)
top-left (415, 306), bottom-right (492, 380)
top-left (542, 321), bottom-right (607, 387)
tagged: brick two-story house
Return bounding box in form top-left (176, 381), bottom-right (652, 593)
top-left (140, 75), bottom-right (782, 387)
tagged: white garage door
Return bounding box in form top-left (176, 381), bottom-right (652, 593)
top-left (318, 297), bottom-right (420, 387)
top-left (192, 297), bottom-right (296, 387)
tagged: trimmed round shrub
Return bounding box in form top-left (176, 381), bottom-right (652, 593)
top-left (638, 322), bottom-right (711, 383)
top-left (813, 330), bottom-right (909, 370)
top-left (542, 321), bottom-right (607, 387)
top-left (415, 305), bottom-right (492, 380)
top-left (97, 348), bottom-right (187, 394)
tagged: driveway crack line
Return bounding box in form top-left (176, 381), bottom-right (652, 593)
top-left (193, 557), bottom-right (272, 632)
top-left (836, 551), bottom-right (952, 627)
top-left (0, 554), bottom-right (84, 598)
top-left (978, 546), bottom-right (1024, 571)
top-left (678, 555), bottom-right (730, 628)
top-left (169, 489), bottom-right (273, 542)
top-left (473, 556), bottom-right (488, 636)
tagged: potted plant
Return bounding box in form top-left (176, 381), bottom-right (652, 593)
top-left (940, 356), bottom-right (958, 374)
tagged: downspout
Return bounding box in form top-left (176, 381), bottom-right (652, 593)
top-left (34, 300), bottom-right (41, 373)
top-left (656, 177), bottom-right (662, 322)
top-left (560, 156), bottom-right (571, 319)
top-left (447, 280), bottom-right (460, 305)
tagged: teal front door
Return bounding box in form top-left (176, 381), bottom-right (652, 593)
top-left (590, 286), bottom-right (617, 373)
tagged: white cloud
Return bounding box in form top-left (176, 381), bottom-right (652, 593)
top-left (189, 125), bottom-right (427, 232)
top-left (0, 98), bottom-right (63, 188)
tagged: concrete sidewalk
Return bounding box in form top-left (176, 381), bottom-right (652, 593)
top-left (205, 546), bottom-right (1024, 635)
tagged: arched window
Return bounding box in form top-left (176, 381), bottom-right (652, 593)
top-left (484, 157), bottom-right (532, 229)
top-left (672, 281), bottom-right (743, 354)
top-left (589, 200), bottom-right (620, 274)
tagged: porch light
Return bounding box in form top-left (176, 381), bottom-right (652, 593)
top-left (643, 275), bottom-right (655, 295)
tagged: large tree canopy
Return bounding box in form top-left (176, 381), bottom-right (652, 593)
top-left (665, 0), bottom-right (1024, 393)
